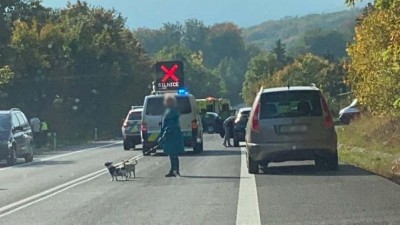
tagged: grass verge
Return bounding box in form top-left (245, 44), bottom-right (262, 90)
top-left (337, 114), bottom-right (400, 183)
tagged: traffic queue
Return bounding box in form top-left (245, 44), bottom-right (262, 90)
top-left (121, 60), bottom-right (239, 156)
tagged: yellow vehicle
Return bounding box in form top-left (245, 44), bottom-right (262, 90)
top-left (196, 97), bottom-right (231, 115)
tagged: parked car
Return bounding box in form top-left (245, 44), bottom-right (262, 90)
top-left (246, 86), bottom-right (338, 174)
top-left (233, 107), bottom-right (251, 147)
top-left (201, 112), bottom-right (218, 134)
top-left (339, 99), bottom-right (360, 124)
top-left (122, 108), bottom-right (143, 150)
top-left (0, 108), bottom-right (33, 166)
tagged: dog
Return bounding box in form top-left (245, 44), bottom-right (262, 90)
top-left (123, 159), bottom-right (138, 178)
top-left (104, 162), bottom-right (128, 181)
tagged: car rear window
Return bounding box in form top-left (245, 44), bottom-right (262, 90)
top-left (128, 111), bottom-right (142, 120)
top-left (260, 90), bottom-right (323, 119)
top-left (145, 96), bottom-right (192, 115)
top-left (241, 110), bottom-right (250, 117)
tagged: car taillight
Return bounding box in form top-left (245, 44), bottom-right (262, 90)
top-left (251, 102), bottom-right (260, 132)
top-left (321, 95), bottom-right (334, 128)
top-left (191, 120), bottom-right (198, 129)
top-left (141, 122), bottom-right (147, 132)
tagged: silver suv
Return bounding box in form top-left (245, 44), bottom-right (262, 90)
top-left (245, 86), bottom-right (338, 174)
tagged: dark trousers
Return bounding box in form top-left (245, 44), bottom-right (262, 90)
top-left (169, 154), bottom-right (179, 172)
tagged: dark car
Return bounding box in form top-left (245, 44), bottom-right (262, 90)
top-left (246, 86), bottom-right (338, 174)
top-left (0, 108), bottom-right (33, 166)
top-left (233, 107), bottom-right (251, 147)
top-left (201, 112), bottom-right (218, 134)
top-left (122, 108), bottom-right (142, 150)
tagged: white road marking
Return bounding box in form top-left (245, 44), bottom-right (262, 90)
top-left (236, 147), bottom-right (261, 225)
top-left (0, 141), bottom-right (121, 171)
top-left (0, 154), bottom-right (143, 217)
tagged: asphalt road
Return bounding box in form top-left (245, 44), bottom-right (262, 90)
top-left (0, 135), bottom-right (399, 225)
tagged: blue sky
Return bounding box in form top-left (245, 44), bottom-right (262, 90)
top-left (41, 0), bottom-right (369, 29)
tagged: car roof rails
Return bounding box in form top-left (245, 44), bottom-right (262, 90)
top-left (10, 108), bottom-right (21, 111)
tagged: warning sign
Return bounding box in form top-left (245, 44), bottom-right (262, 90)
top-left (155, 61), bottom-right (184, 90)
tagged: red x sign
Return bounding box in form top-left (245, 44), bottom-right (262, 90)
top-left (161, 64), bottom-right (179, 82)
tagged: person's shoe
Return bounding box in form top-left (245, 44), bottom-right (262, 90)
top-left (227, 144), bottom-right (233, 147)
top-left (165, 171), bottom-right (176, 177)
top-left (175, 171), bottom-right (181, 177)
top-left (223, 143), bottom-right (227, 147)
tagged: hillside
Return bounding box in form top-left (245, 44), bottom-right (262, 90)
top-left (242, 9), bottom-right (361, 55)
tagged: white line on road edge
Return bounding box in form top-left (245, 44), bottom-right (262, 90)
top-left (0, 141), bottom-right (121, 171)
top-left (236, 147), bottom-right (261, 225)
top-left (0, 153), bottom-right (143, 218)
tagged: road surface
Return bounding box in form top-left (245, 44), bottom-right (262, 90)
top-left (0, 135), bottom-right (399, 225)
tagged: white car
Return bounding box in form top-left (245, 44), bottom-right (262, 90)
top-left (141, 91), bottom-right (203, 155)
top-left (339, 99), bottom-right (360, 124)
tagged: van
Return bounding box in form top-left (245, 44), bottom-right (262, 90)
top-left (141, 92), bottom-right (203, 155)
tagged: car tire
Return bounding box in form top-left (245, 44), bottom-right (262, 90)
top-left (247, 153), bottom-right (259, 174)
top-left (233, 138), bottom-right (239, 147)
top-left (326, 152), bottom-right (339, 171)
top-left (24, 153), bottom-right (33, 163)
top-left (123, 140), bottom-right (130, 150)
top-left (7, 147), bottom-right (17, 166)
top-left (193, 141), bottom-right (203, 153)
top-left (143, 148), bottom-right (151, 156)
top-left (207, 125), bottom-right (214, 134)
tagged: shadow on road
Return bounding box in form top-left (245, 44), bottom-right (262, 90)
top-left (180, 175), bottom-right (241, 179)
top-left (151, 149), bottom-right (240, 157)
top-left (260, 164), bottom-right (372, 176)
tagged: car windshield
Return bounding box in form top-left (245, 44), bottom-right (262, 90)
top-left (260, 90), bottom-right (323, 119)
top-left (145, 96), bottom-right (192, 115)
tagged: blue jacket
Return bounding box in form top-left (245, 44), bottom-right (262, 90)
top-left (158, 107), bottom-right (185, 155)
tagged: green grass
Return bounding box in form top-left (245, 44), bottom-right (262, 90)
top-left (337, 115), bottom-right (400, 182)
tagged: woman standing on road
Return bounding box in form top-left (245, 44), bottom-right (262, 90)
top-left (158, 94), bottom-right (185, 177)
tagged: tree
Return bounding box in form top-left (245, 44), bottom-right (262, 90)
top-left (273, 39), bottom-right (289, 69)
top-left (241, 52), bottom-right (277, 104)
top-left (346, 0), bottom-right (400, 113)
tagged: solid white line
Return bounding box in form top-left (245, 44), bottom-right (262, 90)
top-left (236, 147), bottom-right (261, 225)
top-left (0, 153), bottom-right (143, 217)
top-left (0, 141), bottom-right (121, 171)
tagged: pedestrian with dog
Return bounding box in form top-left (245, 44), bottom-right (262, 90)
top-left (158, 94), bottom-right (185, 177)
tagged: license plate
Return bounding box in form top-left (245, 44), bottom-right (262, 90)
top-left (280, 125), bottom-right (308, 133)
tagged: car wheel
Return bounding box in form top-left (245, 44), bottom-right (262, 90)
top-left (123, 140), bottom-right (130, 150)
top-left (207, 125), bottom-right (214, 134)
top-left (24, 153), bottom-right (33, 163)
top-left (247, 153), bottom-right (259, 174)
top-left (340, 115), bottom-right (351, 125)
top-left (143, 148), bottom-right (151, 156)
top-left (7, 147), bottom-right (17, 166)
top-left (326, 152), bottom-right (339, 171)
top-left (233, 138), bottom-right (239, 147)
top-left (193, 141), bottom-right (203, 153)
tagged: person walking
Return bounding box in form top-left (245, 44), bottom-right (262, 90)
top-left (222, 116), bottom-right (235, 147)
top-left (40, 120), bottom-right (48, 146)
top-left (157, 94), bottom-right (185, 177)
top-left (30, 116), bottom-right (41, 148)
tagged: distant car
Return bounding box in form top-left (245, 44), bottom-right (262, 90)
top-left (0, 108), bottom-right (33, 166)
top-left (339, 99), bottom-right (360, 124)
top-left (201, 112), bottom-right (218, 134)
top-left (246, 86), bottom-right (338, 174)
top-left (233, 107), bottom-right (251, 147)
top-left (122, 108), bottom-right (142, 150)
